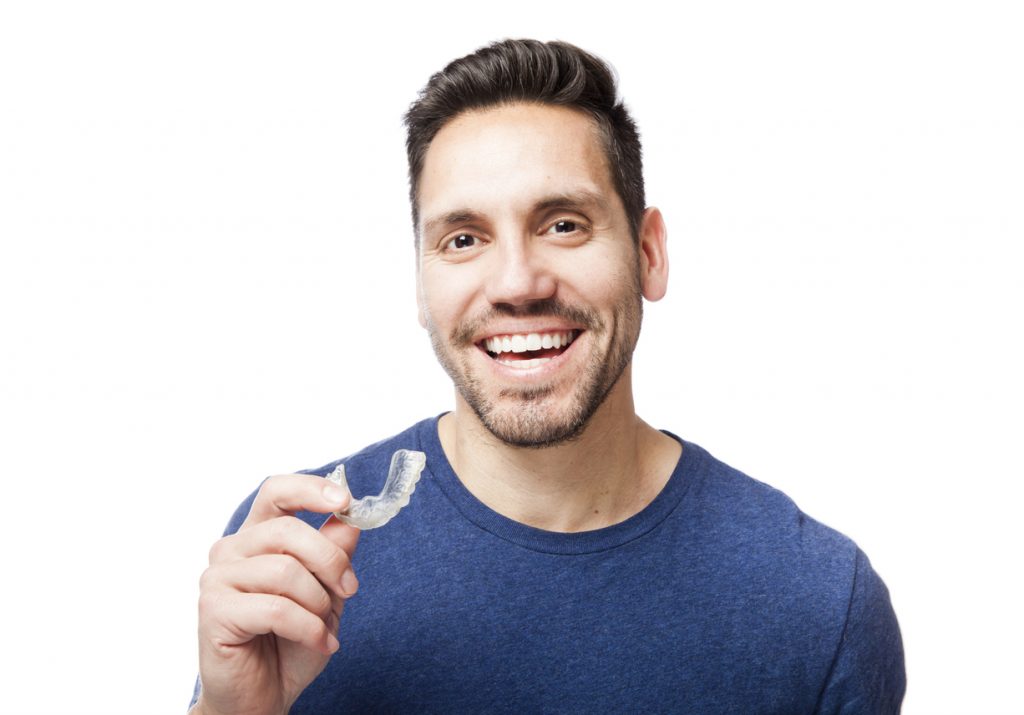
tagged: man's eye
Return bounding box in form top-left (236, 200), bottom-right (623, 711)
top-left (550, 220), bottom-right (579, 234)
top-left (445, 234), bottom-right (477, 251)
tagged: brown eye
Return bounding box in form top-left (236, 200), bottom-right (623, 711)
top-left (446, 234), bottom-right (477, 250)
top-left (551, 220), bottom-right (578, 233)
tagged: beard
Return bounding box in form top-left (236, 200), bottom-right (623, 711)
top-left (426, 283), bottom-right (643, 449)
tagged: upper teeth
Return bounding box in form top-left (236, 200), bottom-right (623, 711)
top-left (484, 330), bottom-right (577, 355)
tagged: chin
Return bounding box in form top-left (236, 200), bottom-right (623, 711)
top-left (478, 410), bottom-right (589, 449)
top-left (469, 381), bottom-right (609, 449)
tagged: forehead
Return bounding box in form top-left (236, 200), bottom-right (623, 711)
top-left (418, 103), bottom-right (618, 232)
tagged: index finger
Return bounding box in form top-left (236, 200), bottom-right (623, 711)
top-left (240, 473), bottom-right (350, 530)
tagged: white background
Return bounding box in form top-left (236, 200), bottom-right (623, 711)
top-left (1, 1), bottom-right (1021, 713)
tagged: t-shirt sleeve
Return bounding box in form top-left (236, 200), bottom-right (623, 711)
top-left (221, 484), bottom-right (262, 536)
top-left (815, 549), bottom-right (906, 714)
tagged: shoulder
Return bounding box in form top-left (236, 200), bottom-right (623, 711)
top-left (219, 416), bottom-right (437, 537)
top-left (683, 440), bottom-right (857, 562)
top-left (679, 441), bottom-right (869, 625)
top-left (678, 442), bottom-right (905, 710)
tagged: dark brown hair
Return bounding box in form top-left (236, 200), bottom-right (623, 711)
top-left (404, 39), bottom-right (645, 245)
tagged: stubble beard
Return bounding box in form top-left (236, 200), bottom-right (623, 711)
top-left (426, 290), bottom-right (643, 449)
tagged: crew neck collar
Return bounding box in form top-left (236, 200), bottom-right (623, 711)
top-left (416, 414), bottom-right (703, 555)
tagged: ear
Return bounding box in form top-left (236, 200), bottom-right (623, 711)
top-left (637, 206), bottom-right (669, 302)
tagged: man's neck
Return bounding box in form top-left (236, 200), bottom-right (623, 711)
top-left (436, 378), bottom-right (682, 533)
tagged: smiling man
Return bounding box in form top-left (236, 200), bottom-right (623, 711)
top-left (192, 40), bottom-right (905, 714)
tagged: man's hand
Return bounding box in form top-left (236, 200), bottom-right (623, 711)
top-left (193, 475), bottom-right (361, 715)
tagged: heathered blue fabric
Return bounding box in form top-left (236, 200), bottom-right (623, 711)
top-left (195, 415), bottom-right (905, 713)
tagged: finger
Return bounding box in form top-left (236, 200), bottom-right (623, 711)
top-left (320, 514), bottom-right (361, 555)
top-left (210, 516), bottom-right (356, 599)
top-left (240, 473), bottom-right (351, 529)
top-left (202, 591), bottom-right (340, 656)
top-left (320, 515), bottom-right (362, 596)
top-left (325, 591), bottom-right (346, 636)
top-left (207, 554), bottom-right (336, 621)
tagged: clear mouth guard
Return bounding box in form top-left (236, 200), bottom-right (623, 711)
top-left (326, 449), bottom-right (426, 529)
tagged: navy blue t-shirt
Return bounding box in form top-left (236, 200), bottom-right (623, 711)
top-left (195, 416), bottom-right (905, 713)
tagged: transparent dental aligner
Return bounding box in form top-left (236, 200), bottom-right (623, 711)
top-left (325, 449), bottom-right (426, 529)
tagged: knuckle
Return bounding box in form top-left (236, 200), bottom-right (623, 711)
top-left (268, 553), bottom-right (302, 584)
top-left (249, 477), bottom-right (281, 514)
top-left (263, 595), bottom-right (286, 625)
top-left (207, 537), bottom-right (228, 564)
top-left (255, 475), bottom-right (284, 499)
top-left (255, 474), bottom-right (300, 505)
top-left (267, 515), bottom-right (301, 543)
top-left (307, 618), bottom-right (327, 645)
top-left (320, 543), bottom-right (348, 574)
top-left (314, 588), bottom-right (333, 620)
top-left (198, 565), bottom-right (217, 592)
top-left (197, 589), bottom-right (225, 621)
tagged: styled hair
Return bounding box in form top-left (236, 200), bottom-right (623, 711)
top-left (404, 39), bottom-right (645, 245)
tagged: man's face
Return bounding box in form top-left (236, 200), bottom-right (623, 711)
top-left (416, 103), bottom-right (653, 448)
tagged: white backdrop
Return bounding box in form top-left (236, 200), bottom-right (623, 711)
top-left (1, 2), bottom-right (1021, 713)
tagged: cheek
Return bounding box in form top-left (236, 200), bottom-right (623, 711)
top-left (419, 267), bottom-right (480, 323)
top-left (579, 264), bottom-right (637, 306)
top-left (417, 275), bottom-right (448, 324)
top-left (418, 290), bottom-right (464, 341)
top-left (565, 243), bottom-right (637, 284)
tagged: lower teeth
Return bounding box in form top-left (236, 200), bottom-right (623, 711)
top-left (496, 357), bottom-right (551, 369)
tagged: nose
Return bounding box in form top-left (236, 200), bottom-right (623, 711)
top-left (483, 239), bottom-right (557, 308)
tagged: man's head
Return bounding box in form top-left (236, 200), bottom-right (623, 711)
top-left (407, 41), bottom-right (668, 449)
top-left (404, 39), bottom-right (645, 246)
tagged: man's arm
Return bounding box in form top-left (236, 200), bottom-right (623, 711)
top-left (815, 549), bottom-right (906, 714)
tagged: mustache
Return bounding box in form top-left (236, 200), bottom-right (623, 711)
top-left (450, 299), bottom-right (604, 345)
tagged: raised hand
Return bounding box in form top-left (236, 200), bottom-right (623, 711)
top-left (193, 475), bottom-right (361, 715)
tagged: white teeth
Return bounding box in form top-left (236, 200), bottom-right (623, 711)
top-left (496, 357), bottom-right (552, 369)
top-left (484, 330), bottom-right (577, 355)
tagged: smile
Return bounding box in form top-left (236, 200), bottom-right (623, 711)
top-left (479, 330), bottom-right (579, 369)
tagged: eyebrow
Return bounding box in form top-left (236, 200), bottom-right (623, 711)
top-left (422, 189), bottom-right (607, 237)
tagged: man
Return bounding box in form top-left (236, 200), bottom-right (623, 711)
top-left (192, 39), bottom-right (905, 714)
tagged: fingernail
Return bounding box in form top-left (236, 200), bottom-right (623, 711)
top-left (323, 484), bottom-right (348, 506)
top-left (341, 568), bottom-right (359, 597)
top-left (326, 633), bottom-right (340, 654)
